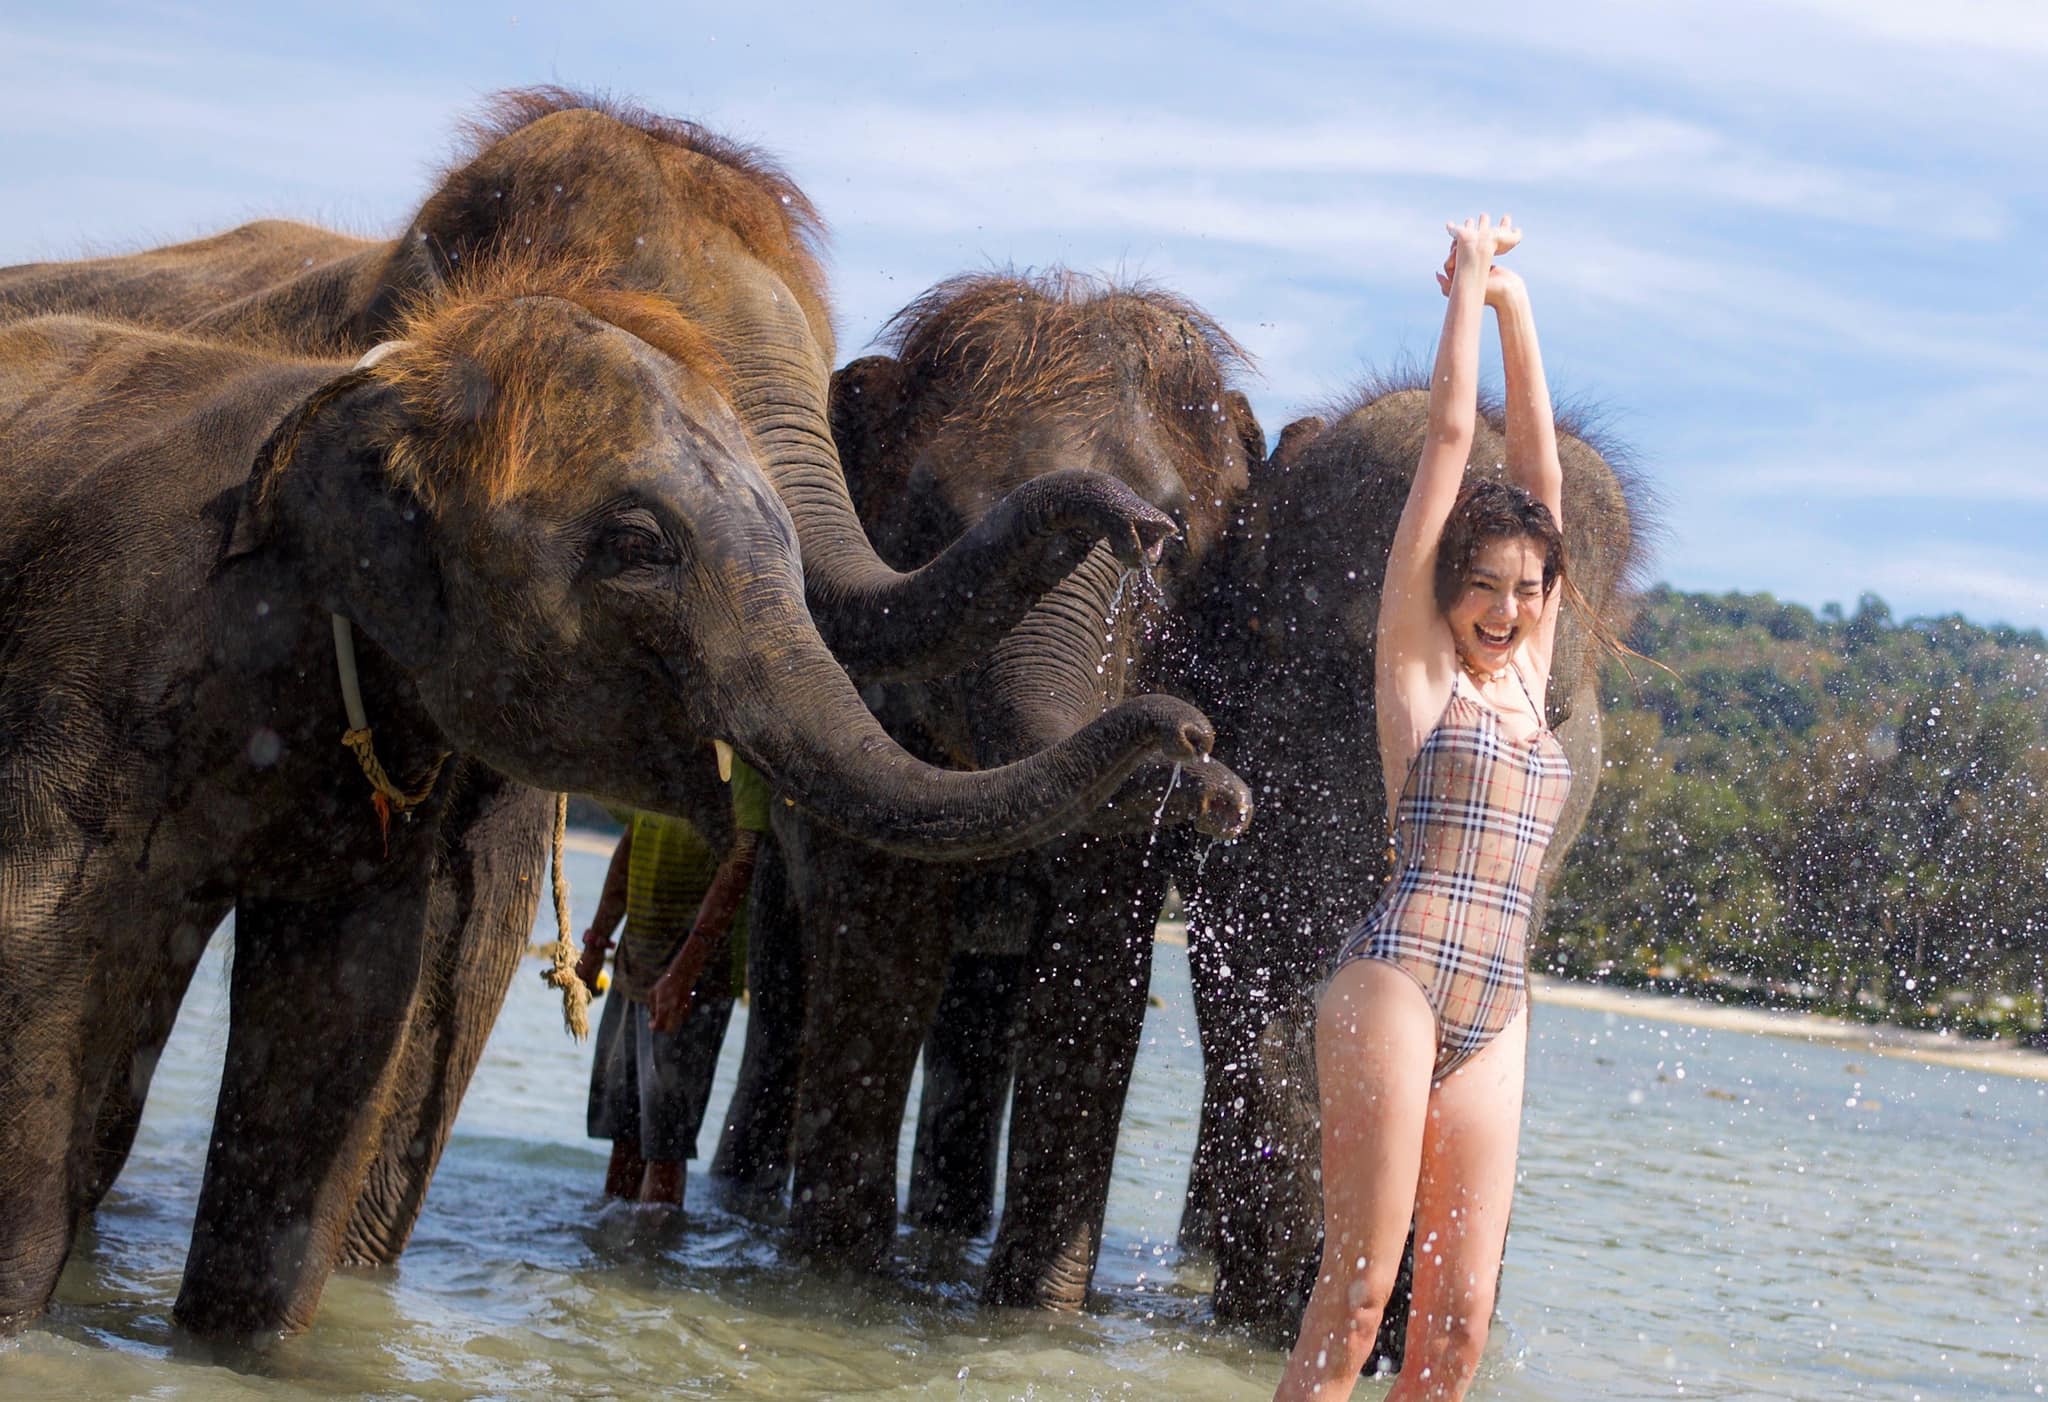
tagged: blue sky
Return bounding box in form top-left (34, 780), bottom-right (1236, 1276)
top-left (5, 1), bottom-right (2044, 628)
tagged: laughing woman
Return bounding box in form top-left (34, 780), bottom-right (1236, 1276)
top-left (1275, 215), bottom-right (1576, 1402)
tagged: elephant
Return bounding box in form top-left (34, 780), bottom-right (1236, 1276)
top-left (0, 267), bottom-right (1217, 1338)
top-left (712, 270), bottom-right (1261, 1277)
top-left (0, 88), bottom-right (1178, 1273)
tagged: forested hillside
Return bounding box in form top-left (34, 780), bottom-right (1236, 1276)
top-left (1542, 588), bottom-right (2048, 1041)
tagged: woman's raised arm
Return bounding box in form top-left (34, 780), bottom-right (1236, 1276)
top-left (1488, 264), bottom-right (1562, 527)
top-left (1379, 216), bottom-right (1507, 660)
top-left (1487, 259), bottom-right (1566, 678)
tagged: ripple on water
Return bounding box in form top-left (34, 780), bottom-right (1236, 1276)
top-left (20, 867), bottom-right (2047, 1399)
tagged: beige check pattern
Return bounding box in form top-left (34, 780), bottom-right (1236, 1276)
top-left (1336, 679), bottom-right (1573, 1080)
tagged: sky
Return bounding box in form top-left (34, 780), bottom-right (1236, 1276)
top-left (4, 1), bottom-right (2044, 629)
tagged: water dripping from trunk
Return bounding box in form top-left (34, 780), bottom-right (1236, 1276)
top-left (1098, 568), bottom-right (1137, 675)
top-left (1143, 761), bottom-right (1182, 869)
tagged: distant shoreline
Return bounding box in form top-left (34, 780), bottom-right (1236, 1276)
top-left (559, 829), bottom-right (2046, 1084)
top-left (1525, 974), bottom-right (2048, 1082)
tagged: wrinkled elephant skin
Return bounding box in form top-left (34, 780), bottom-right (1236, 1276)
top-left (0, 89), bottom-right (1183, 1289)
top-left (0, 278), bottom-right (1203, 1338)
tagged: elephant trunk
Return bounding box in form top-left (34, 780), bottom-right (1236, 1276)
top-left (963, 545), bottom-right (1251, 839)
top-left (735, 363), bottom-right (1170, 683)
top-left (712, 559), bottom-right (1214, 859)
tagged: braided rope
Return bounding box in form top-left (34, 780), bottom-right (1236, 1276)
top-left (538, 791), bottom-right (591, 1039)
top-left (340, 727), bottom-right (450, 812)
top-left (339, 726), bottom-right (450, 854)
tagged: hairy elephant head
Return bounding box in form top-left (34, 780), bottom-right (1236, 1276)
top-left (353, 88), bottom-right (1170, 683)
top-left (830, 271), bottom-right (1266, 838)
top-left (231, 261), bottom-right (1212, 859)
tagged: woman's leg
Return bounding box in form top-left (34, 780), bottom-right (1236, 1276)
top-left (1387, 1006), bottom-right (1528, 1402)
top-left (1274, 960), bottom-right (1437, 1402)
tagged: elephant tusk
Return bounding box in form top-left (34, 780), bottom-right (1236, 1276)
top-left (352, 339), bottom-right (412, 370)
top-left (714, 739), bottom-right (734, 784)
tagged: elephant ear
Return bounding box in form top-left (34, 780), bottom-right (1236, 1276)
top-left (1267, 415), bottom-right (1326, 475)
top-left (828, 355), bottom-right (911, 531)
top-left (1222, 390), bottom-right (1267, 470)
top-left (224, 371), bottom-right (448, 671)
top-left (352, 230), bottom-right (451, 342)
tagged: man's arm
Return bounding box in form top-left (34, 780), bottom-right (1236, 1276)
top-left (647, 830), bottom-right (762, 1033)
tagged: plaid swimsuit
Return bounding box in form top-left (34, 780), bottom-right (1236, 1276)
top-left (1336, 668), bottom-right (1574, 1081)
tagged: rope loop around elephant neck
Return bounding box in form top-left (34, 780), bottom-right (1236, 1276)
top-left (329, 623), bottom-right (588, 1036)
top-left (331, 615), bottom-right (451, 853)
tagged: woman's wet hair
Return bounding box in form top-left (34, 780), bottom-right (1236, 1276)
top-left (1433, 477), bottom-right (1565, 614)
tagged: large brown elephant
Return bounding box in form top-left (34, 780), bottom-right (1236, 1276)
top-left (0, 267), bottom-right (1213, 1338)
top-left (0, 89), bottom-right (1178, 1275)
top-left (739, 271), bottom-right (1259, 1274)
top-left (1171, 384), bottom-right (1650, 1348)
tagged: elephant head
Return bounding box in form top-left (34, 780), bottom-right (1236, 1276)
top-left (342, 89), bottom-right (1174, 683)
top-left (1180, 378), bottom-right (1651, 1337)
top-left (829, 270), bottom-right (1263, 838)
top-left (233, 262), bottom-right (1214, 858)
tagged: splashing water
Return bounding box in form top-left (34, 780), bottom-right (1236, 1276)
top-left (1153, 760), bottom-right (1183, 826)
top-left (1098, 566), bottom-right (1144, 676)
top-left (1142, 761), bottom-right (1183, 870)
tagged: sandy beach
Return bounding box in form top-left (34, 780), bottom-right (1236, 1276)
top-left (1525, 973), bottom-right (2048, 1082)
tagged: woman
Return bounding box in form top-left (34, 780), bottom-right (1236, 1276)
top-left (1275, 215), bottom-right (1574, 1402)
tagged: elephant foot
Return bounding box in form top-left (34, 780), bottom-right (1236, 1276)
top-left (983, 1222), bottom-right (1092, 1312)
top-left (787, 1184), bottom-right (896, 1276)
top-left (0, 1231), bottom-right (69, 1338)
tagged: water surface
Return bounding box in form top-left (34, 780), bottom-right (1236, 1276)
top-left (11, 845), bottom-right (2044, 1399)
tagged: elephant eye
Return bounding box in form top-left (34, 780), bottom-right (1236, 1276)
top-left (587, 512), bottom-right (677, 579)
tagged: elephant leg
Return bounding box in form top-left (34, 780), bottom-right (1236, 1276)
top-left (81, 909), bottom-right (222, 1215)
top-left (1191, 908), bottom-right (1295, 1314)
top-left (1200, 957), bottom-right (1410, 1374)
top-left (0, 1020), bottom-right (91, 1328)
top-left (984, 844), bottom-right (1168, 1310)
top-left (712, 835), bottom-right (800, 1204)
top-left (176, 879), bottom-right (427, 1339)
top-left (1, 872), bottom-right (213, 1331)
top-left (786, 839), bottom-right (955, 1272)
top-left (340, 771), bottom-right (548, 1266)
top-left (905, 949), bottom-right (1024, 1236)
top-left (1177, 912), bottom-right (1237, 1258)
top-left (0, 955), bottom-right (99, 1330)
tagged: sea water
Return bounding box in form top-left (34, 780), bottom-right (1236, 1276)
top-left (8, 843), bottom-right (2044, 1399)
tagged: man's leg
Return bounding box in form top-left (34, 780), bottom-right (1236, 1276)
top-left (588, 993), bottom-right (645, 1200)
top-left (634, 963), bottom-right (738, 1206)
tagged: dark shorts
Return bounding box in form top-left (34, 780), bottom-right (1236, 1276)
top-left (585, 980), bottom-right (737, 1163)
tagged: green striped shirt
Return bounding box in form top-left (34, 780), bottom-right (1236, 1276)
top-left (612, 760), bottom-right (772, 1002)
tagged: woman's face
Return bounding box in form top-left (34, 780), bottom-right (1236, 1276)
top-left (1445, 533), bottom-right (1549, 673)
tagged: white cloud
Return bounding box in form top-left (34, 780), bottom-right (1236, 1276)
top-left (777, 100), bottom-right (2008, 243)
top-left (3, 0), bottom-right (2042, 631)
